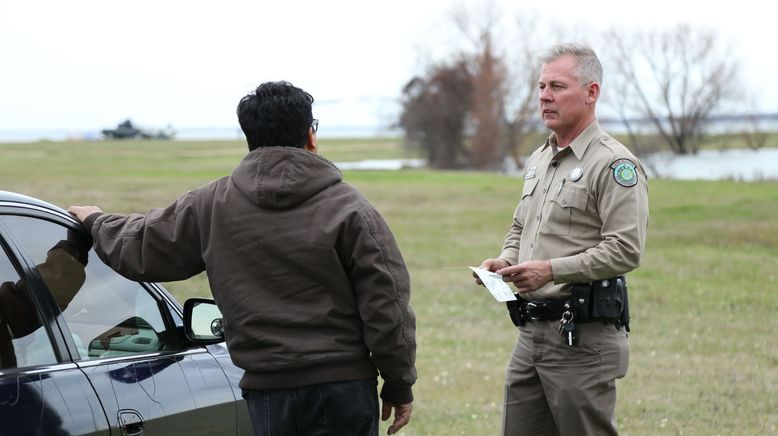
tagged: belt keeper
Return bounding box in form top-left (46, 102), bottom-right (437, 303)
top-left (570, 283), bottom-right (592, 323)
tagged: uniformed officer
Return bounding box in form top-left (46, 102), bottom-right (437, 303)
top-left (476, 43), bottom-right (649, 435)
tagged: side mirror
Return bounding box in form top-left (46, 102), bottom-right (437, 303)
top-left (183, 298), bottom-right (225, 345)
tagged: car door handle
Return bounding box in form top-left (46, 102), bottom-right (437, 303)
top-left (118, 409), bottom-right (145, 436)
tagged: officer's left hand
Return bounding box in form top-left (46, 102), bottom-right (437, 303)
top-left (473, 258), bottom-right (510, 286)
top-left (497, 260), bottom-right (553, 293)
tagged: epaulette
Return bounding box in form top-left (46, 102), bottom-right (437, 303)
top-left (598, 135), bottom-right (628, 154)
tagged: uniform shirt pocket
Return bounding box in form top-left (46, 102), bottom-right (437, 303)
top-left (518, 179), bottom-right (540, 226)
top-left (546, 185), bottom-right (589, 235)
top-left (521, 178), bottom-right (538, 199)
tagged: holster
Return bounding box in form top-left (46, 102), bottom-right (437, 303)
top-left (506, 299), bottom-right (525, 327)
top-left (571, 276), bottom-right (630, 331)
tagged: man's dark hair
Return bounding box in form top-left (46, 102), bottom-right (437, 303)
top-left (236, 81), bottom-right (314, 150)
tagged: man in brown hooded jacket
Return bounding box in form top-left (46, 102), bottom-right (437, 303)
top-left (68, 81), bottom-right (416, 436)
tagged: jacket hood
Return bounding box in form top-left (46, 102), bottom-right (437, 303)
top-left (230, 146), bottom-right (343, 209)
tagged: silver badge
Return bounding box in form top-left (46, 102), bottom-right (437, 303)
top-left (570, 167), bottom-right (583, 182)
top-left (524, 167), bottom-right (537, 180)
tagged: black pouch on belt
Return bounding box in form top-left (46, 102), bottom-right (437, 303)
top-left (592, 278), bottom-right (621, 320)
top-left (506, 298), bottom-right (525, 327)
top-left (571, 276), bottom-right (630, 329)
top-left (591, 277), bottom-right (628, 328)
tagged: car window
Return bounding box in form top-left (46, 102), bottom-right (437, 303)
top-left (0, 242), bottom-right (58, 369)
top-left (3, 216), bottom-right (182, 360)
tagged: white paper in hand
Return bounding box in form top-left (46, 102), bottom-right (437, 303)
top-left (470, 267), bottom-right (517, 302)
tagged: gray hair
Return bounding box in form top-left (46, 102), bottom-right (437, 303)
top-left (540, 43), bottom-right (603, 86)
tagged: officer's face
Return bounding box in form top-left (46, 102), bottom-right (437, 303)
top-left (538, 55), bottom-right (596, 137)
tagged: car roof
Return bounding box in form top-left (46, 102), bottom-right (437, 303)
top-left (0, 190), bottom-right (78, 223)
top-left (0, 191), bottom-right (184, 309)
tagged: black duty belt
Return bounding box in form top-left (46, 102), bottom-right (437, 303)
top-left (507, 276), bottom-right (630, 332)
top-left (516, 299), bottom-right (568, 321)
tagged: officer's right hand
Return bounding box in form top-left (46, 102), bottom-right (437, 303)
top-left (473, 258), bottom-right (510, 285)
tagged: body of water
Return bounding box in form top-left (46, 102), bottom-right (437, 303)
top-left (2, 127), bottom-right (776, 181)
top-left (334, 149), bottom-right (778, 182)
top-left (643, 148), bottom-right (778, 182)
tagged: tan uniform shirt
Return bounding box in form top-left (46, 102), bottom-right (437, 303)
top-left (499, 120), bottom-right (649, 300)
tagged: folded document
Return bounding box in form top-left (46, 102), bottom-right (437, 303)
top-left (469, 267), bottom-right (517, 302)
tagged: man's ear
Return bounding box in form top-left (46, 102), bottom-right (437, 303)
top-left (586, 82), bottom-right (600, 105)
top-left (304, 128), bottom-right (318, 154)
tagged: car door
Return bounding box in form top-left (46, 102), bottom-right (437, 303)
top-left (1, 213), bottom-right (241, 435)
top-left (0, 219), bottom-right (109, 436)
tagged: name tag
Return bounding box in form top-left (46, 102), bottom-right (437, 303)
top-left (524, 167), bottom-right (537, 180)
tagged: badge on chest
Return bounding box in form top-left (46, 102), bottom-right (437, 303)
top-left (570, 167), bottom-right (583, 182)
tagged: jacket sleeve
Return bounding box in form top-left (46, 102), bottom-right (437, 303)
top-left (550, 155), bottom-right (649, 282)
top-left (84, 191), bottom-right (206, 283)
top-left (345, 207), bottom-right (416, 404)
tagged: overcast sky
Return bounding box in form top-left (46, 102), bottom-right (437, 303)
top-left (1, 0), bottom-right (775, 137)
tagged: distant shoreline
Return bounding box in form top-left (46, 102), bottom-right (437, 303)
top-left (0, 125), bottom-right (402, 143)
top-left (4, 112), bottom-right (778, 144)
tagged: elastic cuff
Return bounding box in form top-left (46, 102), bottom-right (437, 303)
top-left (82, 212), bottom-right (104, 232)
top-left (380, 383), bottom-right (413, 404)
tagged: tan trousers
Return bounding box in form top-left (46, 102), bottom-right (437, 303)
top-left (502, 320), bottom-right (629, 436)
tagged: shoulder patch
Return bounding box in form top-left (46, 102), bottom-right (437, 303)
top-left (610, 158), bottom-right (638, 187)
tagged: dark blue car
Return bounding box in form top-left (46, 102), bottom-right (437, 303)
top-left (0, 190), bottom-right (251, 435)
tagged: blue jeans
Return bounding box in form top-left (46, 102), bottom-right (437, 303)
top-left (242, 378), bottom-right (379, 436)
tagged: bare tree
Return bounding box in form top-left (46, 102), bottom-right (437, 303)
top-left (398, 2), bottom-right (509, 170)
top-left (399, 3), bottom-right (542, 171)
top-left (399, 59), bottom-right (473, 169)
top-left (605, 24), bottom-right (741, 155)
top-left (451, 3), bottom-right (508, 170)
top-left (740, 98), bottom-right (769, 150)
top-left (742, 115), bottom-right (769, 150)
top-left (398, 3), bottom-right (576, 170)
top-left (501, 15), bottom-right (546, 170)
top-left (604, 59), bottom-right (665, 176)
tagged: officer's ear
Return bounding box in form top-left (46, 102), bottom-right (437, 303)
top-left (586, 82), bottom-right (600, 105)
top-left (304, 128), bottom-right (318, 154)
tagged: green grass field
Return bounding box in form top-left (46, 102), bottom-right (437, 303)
top-left (1, 138), bottom-right (776, 435)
